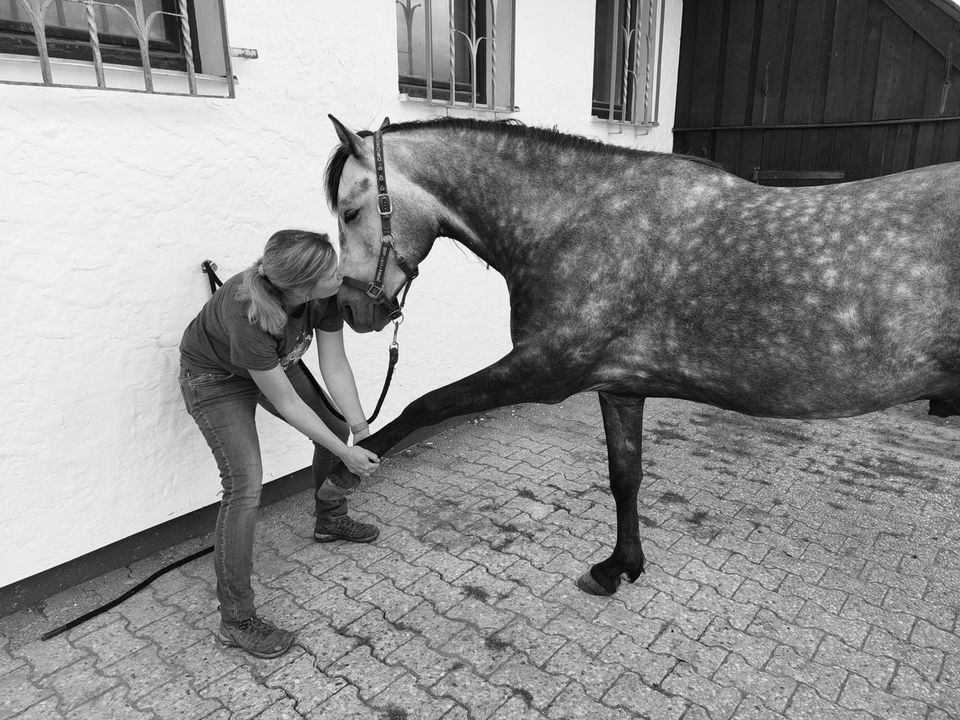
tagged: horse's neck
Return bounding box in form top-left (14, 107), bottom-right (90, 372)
top-left (398, 132), bottom-right (565, 273)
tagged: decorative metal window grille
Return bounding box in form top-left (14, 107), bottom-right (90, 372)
top-left (396, 0), bottom-right (515, 112)
top-left (0, 0), bottom-right (234, 97)
top-left (592, 0), bottom-right (665, 128)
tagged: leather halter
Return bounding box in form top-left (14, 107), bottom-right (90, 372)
top-left (340, 127), bottom-right (418, 321)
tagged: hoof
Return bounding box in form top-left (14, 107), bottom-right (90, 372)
top-left (575, 570), bottom-right (615, 596)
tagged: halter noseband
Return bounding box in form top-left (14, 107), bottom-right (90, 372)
top-left (341, 126), bottom-right (418, 321)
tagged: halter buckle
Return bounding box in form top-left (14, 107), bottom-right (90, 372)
top-left (377, 193), bottom-right (393, 217)
top-left (365, 283), bottom-right (386, 300)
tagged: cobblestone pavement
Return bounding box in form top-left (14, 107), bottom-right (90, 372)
top-left (2, 394), bottom-right (959, 719)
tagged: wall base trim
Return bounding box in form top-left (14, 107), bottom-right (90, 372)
top-left (0, 467), bottom-right (312, 619)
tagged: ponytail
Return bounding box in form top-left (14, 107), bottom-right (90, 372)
top-left (238, 259), bottom-right (287, 335)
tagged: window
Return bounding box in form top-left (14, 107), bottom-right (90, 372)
top-left (592, 0), bottom-right (665, 126)
top-left (396, 0), bottom-right (515, 112)
top-left (0, 0), bottom-right (233, 97)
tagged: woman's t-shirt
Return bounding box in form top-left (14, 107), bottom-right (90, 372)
top-left (179, 272), bottom-right (343, 377)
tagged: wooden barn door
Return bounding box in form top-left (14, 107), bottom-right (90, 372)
top-left (673, 0), bottom-right (960, 185)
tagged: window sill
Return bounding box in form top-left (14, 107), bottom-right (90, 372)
top-left (0, 52), bottom-right (232, 97)
top-left (399, 93), bottom-right (518, 116)
top-left (593, 117), bottom-right (660, 136)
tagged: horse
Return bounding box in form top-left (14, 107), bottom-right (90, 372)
top-left (322, 115), bottom-right (960, 596)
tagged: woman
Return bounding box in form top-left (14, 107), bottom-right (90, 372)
top-left (179, 229), bottom-right (380, 658)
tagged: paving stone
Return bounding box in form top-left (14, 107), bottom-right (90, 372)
top-left (763, 644), bottom-right (846, 702)
top-left (63, 685), bottom-right (150, 719)
top-left (713, 652), bottom-right (795, 713)
top-left (0, 666), bottom-right (55, 718)
top-left (840, 595), bottom-right (916, 642)
top-left (442, 625), bottom-right (517, 675)
top-left (432, 666), bottom-right (511, 720)
top-left (838, 673), bottom-right (928, 720)
top-left (445, 596), bottom-right (514, 632)
top-left (486, 695), bottom-right (547, 720)
top-left (603, 672), bottom-right (690, 720)
top-left (199, 665), bottom-right (286, 719)
top-left (130, 611), bottom-right (209, 658)
top-left (356, 579), bottom-right (424, 625)
top-left (326, 644), bottom-right (406, 701)
top-left (734, 579), bottom-right (805, 620)
top-left (549, 680), bottom-right (652, 720)
top-left (494, 585), bottom-right (564, 627)
top-left (888, 663), bottom-right (960, 717)
top-left (167, 635), bottom-right (243, 689)
top-left (0, 636), bottom-right (24, 677)
top-left (385, 636), bottom-right (464, 686)
top-left (793, 602), bottom-right (869, 651)
top-left (490, 620), bottom-right (566, 667)
top-left (883, 588), bottom-right (957, 632)
top-left (747, 609), bottom-right (823, 660)
top-left (5, 696), bottom-right (63, 720)
top-left (488, 657), bottom-right (568, 710)
top-left (910, 618), bottom-right (960, 656)
top-left (269, 566), bottom-right (339, 602)
top-left (544, 642), bottom-right (622, 700)
top-left (72, 618), bottom-right (150, 669)
top-left (542, 609), bottom-right (618, 656)
top-left (296, 617), bottom-right (362, 671)
top-left (302, 585), bottom-right (376, 630)
top-left (371, 672), bottom-right (456, 720)
top-left (594, 602), bottom-right (663, 643)
top-left (646, 629), bottom-right (726, 680)
top-left (812, 635), bottom-right (896, 688)
top-left (105, 644), bottom-right (180, 700)
top-left (35, 657), bottom-right (121, 713)
top-left (366, 552), bottom-right (433, 590)
top-left (658, 662), bottom-right (741, 720)
top-left (677, 557), bottom-right (745, 599)
top-left (12, 635), bottom-right (89, 677)
top-left (728, 695), bottom-right (791, 720)
top-left (306, 685), bottom-right (376, 719)
top-left (641, 592), bottom-right (713, 640)
top-left (342, 607), bottom-right (417, 660)
top-left (136, 676), bottom-right (223, 719)
top-left (263, 653), bottom-right (348, 714)
top-left (112, 587), bottom-right (178, 631)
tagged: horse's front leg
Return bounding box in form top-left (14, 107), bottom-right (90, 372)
top-left (576, 392), bottom-right (646, 596)
top-left (330, 347), bottom-right (568, 479)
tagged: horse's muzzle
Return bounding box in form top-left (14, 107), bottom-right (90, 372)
top-left (337, 284), bottom-right (395, 333)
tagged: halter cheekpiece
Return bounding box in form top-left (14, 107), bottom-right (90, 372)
top-left (341, 124), bottom-right (418, 321)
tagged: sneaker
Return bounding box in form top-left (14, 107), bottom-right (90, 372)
top-left (218, 616), bottom-right (295, 659)
top-left (314, 514), bottom-right (380, 543)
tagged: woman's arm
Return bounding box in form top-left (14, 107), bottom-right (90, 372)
top-left (316, 329), bottom-right (368, 435)
top-left (249, 365), bottom-right (379, 474)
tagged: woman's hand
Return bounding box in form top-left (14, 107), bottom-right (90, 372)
top-left (339, 445), bottom-right (380, 475)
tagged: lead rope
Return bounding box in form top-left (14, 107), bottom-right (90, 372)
top-left (40, 260), bottom-right (401, 640)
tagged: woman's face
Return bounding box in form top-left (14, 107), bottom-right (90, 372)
top-left (305, 262), bottom-right (343, 299)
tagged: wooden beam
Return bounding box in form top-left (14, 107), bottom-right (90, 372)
top-left (881, 0), bottom-right (960, 72)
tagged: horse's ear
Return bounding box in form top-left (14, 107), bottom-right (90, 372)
top-left (328, 114), bottom-right (366, 158)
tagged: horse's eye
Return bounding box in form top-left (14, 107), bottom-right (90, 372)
top-left (343, 208), bottom-right (360, 224)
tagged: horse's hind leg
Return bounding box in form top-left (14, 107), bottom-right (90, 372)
top-left (576, 392), bottom-right (646, 596)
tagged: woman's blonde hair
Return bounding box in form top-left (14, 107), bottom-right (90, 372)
top-left (237, 229), bottom-right (338, 335)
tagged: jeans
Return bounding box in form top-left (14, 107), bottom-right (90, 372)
top-left (179, 362), bottom-right (357, 623)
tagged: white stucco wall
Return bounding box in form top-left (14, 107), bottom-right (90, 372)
top-left (0, 0), bottom-right (683, 589)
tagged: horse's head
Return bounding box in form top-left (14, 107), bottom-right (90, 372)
top-left (325, 115), bottom-right (438, 333)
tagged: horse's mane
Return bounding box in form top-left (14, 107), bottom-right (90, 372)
top-left (324, 117), bottom-right (721, 210)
